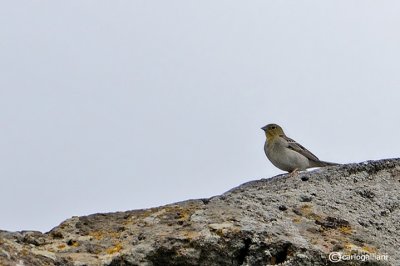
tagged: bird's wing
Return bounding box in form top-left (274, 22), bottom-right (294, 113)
top-left (282, 135), bottom-right (320, 162)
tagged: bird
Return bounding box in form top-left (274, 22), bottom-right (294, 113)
top-left (261, 123), bottom-right (338, 173)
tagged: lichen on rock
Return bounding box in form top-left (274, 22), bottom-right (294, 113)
top-left (1, 158), bottom-right (399, 265)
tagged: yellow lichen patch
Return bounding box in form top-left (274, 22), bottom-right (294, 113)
top-left (295, 204), bottom-right (322, 221)
top-left (344, 242), bottom-right (359, 253)
top-left (208, 222), bottom-right (241, 237)
top-left (131, 201), bottom-right (203, 226)
top-left (177, 212), bottom-right (190, 221)
top-left (307, 212), bottom-right (322, 221)
top-left (107, 231), bottom-right (121, 239)
top-left (20, 248), bottom-right (29, 256)
top-left (181, 230), bottom-right (201, 240)
top-left (88, 230), bottom-right (122, 242)
top-left (292, 217), bottom-right (301, 223)
top-left (300, 204), bottom-right (312, 212)
top-left (89, 231), bottom-right (104, 241)
top-left (129, 208), bottom-right (161, 222)
top-left (362, 245), bottom-right (377, 254)
top-left (214, 229), bottom-right (226, 237)
top-left (338, 225), bottom-right (352, 235)
top-left (105, 243), bottom-right (123, 255)
top-left (57, 244), bottom-right (66, 249)
top-left (339, 242), bottom-right (379, 257)
top-left (164, 206), bottom-right (192, 221)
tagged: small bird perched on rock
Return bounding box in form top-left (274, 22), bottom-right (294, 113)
top-left (261, 123), bottom-right (338, 173)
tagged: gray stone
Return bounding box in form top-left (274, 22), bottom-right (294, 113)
top-left (1, 158), bottom-right (399, 265)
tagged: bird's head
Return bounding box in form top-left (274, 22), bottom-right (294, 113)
top-left (261, 123), bottom-right (285, 139)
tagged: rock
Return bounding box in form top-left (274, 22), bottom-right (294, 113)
top-left (1, 158), bottom-right (399, 265)
top-left (278, 205), bottom-right (288, 211)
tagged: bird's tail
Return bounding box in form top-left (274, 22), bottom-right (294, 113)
top-left (311, 160), bottom-right (340, 168)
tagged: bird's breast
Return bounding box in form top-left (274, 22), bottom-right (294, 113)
top-left (264, 139), bottom-right (309, 172)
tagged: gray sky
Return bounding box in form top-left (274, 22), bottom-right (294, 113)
top-left (1, 1), bottom-right (399, 232)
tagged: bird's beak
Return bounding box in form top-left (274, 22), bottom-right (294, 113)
top-left (261, 125), bottom-right (267, 131)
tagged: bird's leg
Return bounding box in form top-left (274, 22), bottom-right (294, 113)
top-left (288, 169), bottom-right (299, 177)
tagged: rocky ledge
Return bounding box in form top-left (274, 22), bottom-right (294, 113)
top-left (1, 159), bottom-right (400, 266)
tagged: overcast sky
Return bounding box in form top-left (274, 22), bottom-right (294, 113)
top-left (1, 1), bottom-right (399, 232)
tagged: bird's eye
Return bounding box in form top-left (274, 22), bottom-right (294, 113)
top-left (271, 126), bottom-right (276, 129)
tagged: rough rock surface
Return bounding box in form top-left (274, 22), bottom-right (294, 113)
top-left (1, 159), bottom-right (400, 266)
